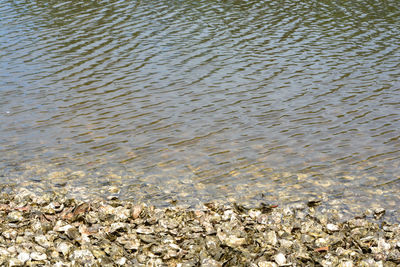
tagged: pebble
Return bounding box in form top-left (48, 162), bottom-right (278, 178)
top-left (70, 249), bottom-right (95, 265)
top-left (17, 252), bottom-right (30, 263)
top-left (136, 226), bottom-right (153, 234)
top-left (131, 205), bottom-right (143, 219)
top-left (274, 253), bottom-right (286, 266)
top-left (30, 251), bottom-right (47, 261)
top-left (279, 239), bottom-right (293, 249)
top-left (258, 261), bottom-right (278, 267)
top-left (7, 211), bottom-right (24, 222)
top-left (339, 260), bottom-right (353, 267)
top-left (107, 195), bottom-right (119, 200)
top-left (35, 235), bottom-right (51, 248)
top-left (201, 257), bottom-right (223, 267)
top-left (249, 209), bottom-right (261, 219)
top-left (266, 231), bottom-right (278, 246)
top-left (2, 230), bottom-right (17, 240)
top-left (8, 258), bottom-right (23, 267)
top-left (374, 208), bottom-right (386, 219)
top-left (123, 239), bottom-right (140, 250)
top-left (116, 257), bottom-right (127, 265)
top-left (57, 242), bottom-right (73, 256)
top-left (327, 223), bottom-right (340, 231)
top-left (108, 186), bottom-right (120, 194)
top-left (225, 235), bottom-right (246, 247)
top-left (377, 238), bottom-right (391, 251)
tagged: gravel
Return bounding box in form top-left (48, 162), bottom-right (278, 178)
top-left (0, 188), bottom-right (399, 266)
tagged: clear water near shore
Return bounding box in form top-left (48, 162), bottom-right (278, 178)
top-left (0, 0), bottom-right (399, 220)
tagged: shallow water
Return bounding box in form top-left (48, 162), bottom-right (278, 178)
top-left (1, 0), bottom-right (399, 219)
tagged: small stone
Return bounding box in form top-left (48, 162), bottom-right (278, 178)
top-left (42, 203), bottom-right (56, 214)
top-left (136, 226), bottom-right (153, 234)
top-left (327, 223), bottom-right (340, 232)
top-left (50, 250), bottom-right (59, 259)
top-left (7, 245), bottom-right (17, 254)
top-left (35, 235), bottom-right (51, 248)
top-left (131, 205), bottom-right (143, 219)
top-left (221, 209), bottom-right (234, 220)
top-left (266, 231), bottom-right (278, 246)
top-left (270, 211), bottom-right (282, 223)
top-left (71, 203), bottom-right (90, 221)
top-left (66, 227), bottom-right (81, 241)
top-left (116, 257), bottom-right (127, 265)
top-left (8, 258), bottom-right (23, 267)
top-left (15, 236), bottom-right (25, 244)
top-left (338, 260), bottom-right (353, 267)
top-left (315, 238), bottom-right (328, 247)
top-left (13, 188), bottom-right (34, 202)
top-left (17, 252), bottom-right (30, 263)
top-left (57, 242), bottom-right (73, 256)
top-left (291, 203), bottom-right (306, 210)
top-left (33, 193), bottom-right (52, 205)
top-left (201, 257), bottom-right (223, 267)
top-left (107, 195), bottom-right (119, 200)
top-left (279, 239), bottom-right (293, 249)
top-left (374, 208), bottom-right (385, 219)
top-left (364, 209), bottom-right (373, 217)
top-left (274, 253), bottom-right (286, 266)
top-left (374, 208), bottom-right (385, 215)
top-left (374, 210), bottom-right (385, 220)
top-left (114, 206), bottom-right (130, 221)
top-left (54, 261), bottom-right (69, 267)
top-left (307, 199), bottom-right (321, 207)
top-left (31, 221), bottom-right (43, 232)
top-left (7, 211), bottom-right (24, 222)
top-left (321, 259), bottom-right (333, 266)
top-left (359, 258), bottom-right (376, 266)
top-left (70, 249), bottom-right (95, 265)
top-left (249, 209), bottom-right (261, 219)
top-left (110, 222), bottom-right (127, 233)
top-left (2, 229), bottom-right (17, 240)
top-left (387, 250), bottom-right (400, 262)
top-left (85, 211), bottom-right (99, 224)
top-left (374, 253), bottom-right (386, 261)
top-left (124, 239), bottom-right (140, 250)
top-left (258, 261), bottom-right (278, 267)
top-left (0, 247), bottom-right (10, 257)
top-left (30, 251), bottom-right (47, 261)
top-left (225, 235), bottom-right (246, 248)
top-left (283, 207), bottom-right (293, 216)
top-left (54, 223), bottom-right (73, 232)
top-left (377, 238), bottom-right (391, 251)
top-left (108, 186), bottom-right (120, 194)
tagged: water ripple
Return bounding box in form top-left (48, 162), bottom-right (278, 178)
top-left (0, 0), bottom-right (400, 218)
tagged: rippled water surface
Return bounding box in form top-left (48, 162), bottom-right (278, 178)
top-left (1, 0), bottom-right (399, 217)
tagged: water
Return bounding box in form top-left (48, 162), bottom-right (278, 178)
top-left (1, 0), bottom-right (399, 218)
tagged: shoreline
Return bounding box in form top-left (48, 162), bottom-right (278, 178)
top-left (0, 189), bottom-right (399, 266)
